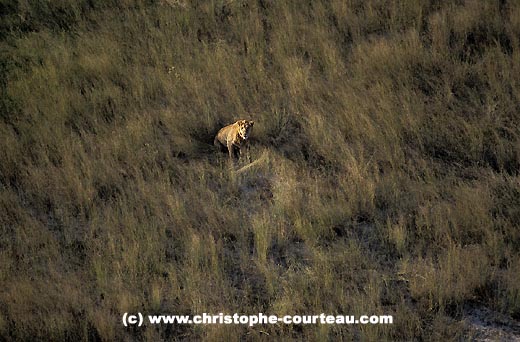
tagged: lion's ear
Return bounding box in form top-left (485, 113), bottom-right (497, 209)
top-left (249, 120), bottom-right (254, 126)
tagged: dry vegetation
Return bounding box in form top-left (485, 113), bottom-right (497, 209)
top-left (1, 0), bottom-right (520, 340)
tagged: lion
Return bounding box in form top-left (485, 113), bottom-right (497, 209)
top-left (214, 119), bottom-right (254, 162)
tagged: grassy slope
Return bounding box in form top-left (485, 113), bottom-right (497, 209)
top-left (1, 0), bottom-right (520, 340)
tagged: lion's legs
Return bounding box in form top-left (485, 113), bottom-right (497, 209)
top-left (233, 147), bottom-right (241, 161)
top-left (227, 142), bottom-right (238, 162)
top-left (245, 143), bottom-right (251, 163)
top-left (239, 144), bottom-right (251, 163)
top-left (214, 137), bottom-right (228, 154)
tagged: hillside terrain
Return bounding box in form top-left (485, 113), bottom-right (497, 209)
top-left (1, 0), bottom-right (520, 340)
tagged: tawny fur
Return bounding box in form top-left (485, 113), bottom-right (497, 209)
top-left (214, 119), bottom-right (254, 162)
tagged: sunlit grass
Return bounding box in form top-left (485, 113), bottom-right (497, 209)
top-left (1, 0), bottom-right (519, 340)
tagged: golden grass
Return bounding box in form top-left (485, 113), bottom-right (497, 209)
top-left (1, 0), bottom-right (520, 340)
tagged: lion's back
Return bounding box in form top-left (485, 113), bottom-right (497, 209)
top-left (215, 122), bottom-right (238, 144)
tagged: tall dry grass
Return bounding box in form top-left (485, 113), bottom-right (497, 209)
top-left (1, 0), bottom-right (520, 340)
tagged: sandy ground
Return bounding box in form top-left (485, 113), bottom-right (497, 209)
top-left (464, 305), bottom-right (520, 341)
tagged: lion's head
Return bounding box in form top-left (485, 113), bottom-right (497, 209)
top-left (237, 120), bottom-right (254, 140)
